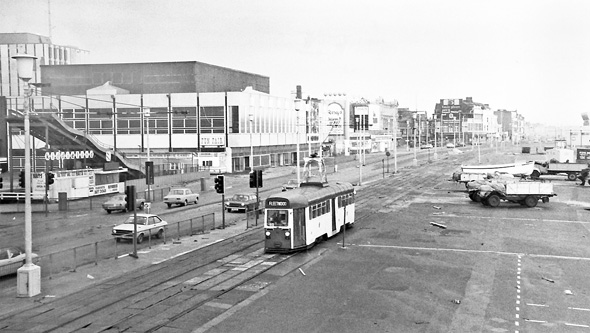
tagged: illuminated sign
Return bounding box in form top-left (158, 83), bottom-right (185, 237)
top-left (44, 150), bottom-right (94, 161)
top-left (267, 199), bottom-right (289, 207)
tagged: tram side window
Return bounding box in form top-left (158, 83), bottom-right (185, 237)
top-left (268, 210), bottom-right (288, 226)
top-left (311, 200), bottom-right (330, 219)
top-left (339, 193), bottom-right (354, 207)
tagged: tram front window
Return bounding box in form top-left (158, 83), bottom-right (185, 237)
top-left (267, 210), bottom-right (288, 226)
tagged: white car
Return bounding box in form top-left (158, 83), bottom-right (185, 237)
top-left (446, 143), bottom-right (455, 148)
top-left (111, 213), bottom-right (168, 243)
top-left (163, 188), bottom-right (199, 208)
top-left (0, 246), bottom-right (39, 277)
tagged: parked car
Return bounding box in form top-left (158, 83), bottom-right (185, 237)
top-left (281, 179), bottom-right (300, 191)
top-left (111, 213), bottom-right (168, 243)
top-left (446, 143), bottom-right (455, 148)
top-left (102, 194), bottom-right (145, 214)
top-left (420, 144), bottom-right (433, 149)
top-left (163, 188), bottom-right (199, 208)
top-left (225, 193), bottom-right (261, 213)
top-left (0, 246), bottom-right (39, 277)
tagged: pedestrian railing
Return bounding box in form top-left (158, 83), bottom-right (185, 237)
top-left (39, 212), bottom-right (215, 279)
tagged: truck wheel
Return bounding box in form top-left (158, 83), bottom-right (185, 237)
top-left (487, 194), bottom-right (501, 207)
top-left (468, 192), bottom-right (477, 202)
top-left (531, 170), bottom-right (540, 179)
top-left (524, 196), bottom-right (538, 208)
top-left (568, 173), bottom-right (577, 181)
top-left (107, 210), bottom-right (112, 214)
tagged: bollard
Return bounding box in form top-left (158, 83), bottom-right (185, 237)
top-left (148, 228), bottom-right (152, 249)
top-left (94, 242), bottom-right (98, 266)
top-left (72, 247), bottom-right (78, 272)
top-left (190, 218), bottom-right (193, 236)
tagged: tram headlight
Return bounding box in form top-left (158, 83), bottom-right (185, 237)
top-left (265, 230), bottom-right (271, 238)
top-left (284, 231), bottom-right (290, 239)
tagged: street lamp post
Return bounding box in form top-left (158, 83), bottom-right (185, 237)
top-left (13, 54), bottom-right (41, 297)
top-left (249, 114), bottom-right (254, 171)
top-left (412, 113), bottom-right (417, 166)
top-left (294, 99), bottom-right (302, 185)
top-left (433, 115), bottom-right (438, 160)
top-left (143, 107), bottom-right (151, 201)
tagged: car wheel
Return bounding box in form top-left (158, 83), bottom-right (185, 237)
top-left (184, 200), bottom-right (188, 206)
top-left (524, 195), bottom-right (538, 208)
top-left (568, 173), bottom-right (577, 181)
top-left (115, 238), bottom-right (120, 243)
top-left (156, 229), bottom-right (163, 239)
top-left (137, 234), bottom-right (144, 244)
top-left (487, 194), bottom-right (501, 207)
top-left (167, 203), bottom-right (172, 208)
top-left (106, 210), bottom-right (112, 214)
top-left (194, 198), bottom-right (199, 205)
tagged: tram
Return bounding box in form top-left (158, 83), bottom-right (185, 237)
top-left (264, 181), bottom-right (355, 253)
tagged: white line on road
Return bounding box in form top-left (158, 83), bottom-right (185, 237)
top-left (568, 307), bottom-right (590, 312)
top-left (357, 244), bottom-right (590, 261)
top-left (524, 319), bottom-right (547, 323)
top-left (526, 303), bottom-right (548, 307)
top-left (565, 323), bottom-right (590, 328)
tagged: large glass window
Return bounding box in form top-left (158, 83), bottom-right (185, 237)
top-left (267, 209), bottom-right (288, 226)
top-left (200, 106), bottom-right (225, 134)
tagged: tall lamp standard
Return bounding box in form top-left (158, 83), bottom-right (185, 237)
top-left (143, 107), bottom-right (151, 201)
top-left (412, 113), bottom-right (417, 166)
top-left (433, 114), bottom-right (438, 160)
top-left (249, 114), bottom-right (254, 171)
top-left (294, 99), bottom-right (302, 185)
top-left (13, 54), bottom-right (41, 297)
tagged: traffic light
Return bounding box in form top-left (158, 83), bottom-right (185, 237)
top-left (18, 171), bottom-right (25, 188)
top-left (256, 169), bottom-right (263, 188)
top-left (250, 170), bottom-right (263, 188)
top-left (47, 172), bottom-right (55, 185)
top-left (249, 171), bottom-right (256, 188)
top-left (214, 175), bottom-right (225, 194)
top-left (145, 161), bottom-right (154, 185)
top-left (125, 185), bottom-right (136, 211)
top-left (0, 176), bottom-right (3, 189)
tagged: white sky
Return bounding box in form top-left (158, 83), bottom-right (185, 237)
top-left (1, 0), bottom-right (589, 126)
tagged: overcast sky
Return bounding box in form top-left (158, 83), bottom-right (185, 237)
top-left (2, 0), bottom-right (589, 126)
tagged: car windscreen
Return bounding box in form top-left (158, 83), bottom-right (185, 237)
top-left (232, 195), bottom-right (247, 201)
top-left (124, 216), bottom-right (147, 225)
top-left (170, 190), bottom-right (185, 195)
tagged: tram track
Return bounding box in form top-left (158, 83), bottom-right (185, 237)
top-left (0, 226), bottom-right (323, 333)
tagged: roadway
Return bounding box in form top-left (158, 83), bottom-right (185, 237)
top-left (4, 144), bottom-right (588, 332)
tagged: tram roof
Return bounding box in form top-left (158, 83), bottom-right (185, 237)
top-left (266, 182), bottom-right (354, 208)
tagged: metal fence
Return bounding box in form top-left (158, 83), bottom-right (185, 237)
top-left (38, 212), bottom-right (216, 279)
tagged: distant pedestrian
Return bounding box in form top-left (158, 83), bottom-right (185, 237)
top-left (579, 168), bottom-right (590, 186)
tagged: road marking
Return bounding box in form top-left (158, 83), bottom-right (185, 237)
top-left (568, 307), bottom-right (590, 312)
top-left (527, 303), bottom-right (548, 307)
top-left (565, 323), bottom-right (590, 328)
top-left (525, 319), bottom-right (547, 323)
top-left (438, 215), bottom-right (590, 225)
top-left (357, 244), bottom-right (590, 261)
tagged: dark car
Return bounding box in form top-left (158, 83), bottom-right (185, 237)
top-left (102, 194), bottom-right (145, 214)
top-left (224, 193), bottom-right (261, 213)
